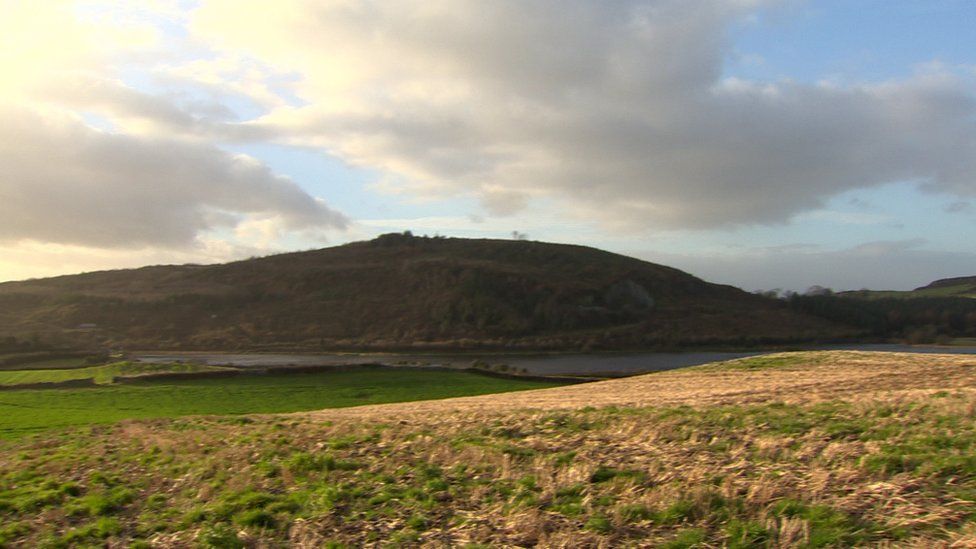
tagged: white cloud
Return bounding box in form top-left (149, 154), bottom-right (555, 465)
top-left (0, 238), bottom-right (268, 283)
top-left (185, 0), bottom-right (976, 230)
top-left (3, 0), bottom-right (975, 285)
top-left (0, 106), bottom-right (347, 249)
top-left (0, 0), bottom-right (348, 267)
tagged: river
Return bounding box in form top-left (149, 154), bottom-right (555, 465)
top-left (134, 344), bottom-right (976, 377)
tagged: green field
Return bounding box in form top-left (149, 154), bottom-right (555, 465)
top-left (0, 369), bottom-right (564, 439)
top-left (0, 355), bottom-right (91, 371)
top-left (0, 361), bottom-right (227, 386)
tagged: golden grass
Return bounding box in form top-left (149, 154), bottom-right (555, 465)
top-left (3, 351), bottom-right (976, 547)
top-left (305, 351), bottom-right (976, 421)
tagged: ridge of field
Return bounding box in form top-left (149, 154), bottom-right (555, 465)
top-left (2, 351), bottom-right (976, 547)
top-left (0, 369), bottom-right (565, 439)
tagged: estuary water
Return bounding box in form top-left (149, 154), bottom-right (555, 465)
top-left (135, 344), bottom-right (976, 377)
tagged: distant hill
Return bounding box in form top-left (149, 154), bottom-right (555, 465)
top-left (915, 276), bottom-right (976, 296)
top-left (0, 234), bottom-right (850, 351)
top-left (839, 276), bottom-right (976, 300)
top-left (791, 276), bottom-right (976, 344)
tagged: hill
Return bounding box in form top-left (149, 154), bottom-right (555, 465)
top-left (839, 276), bottom-right (976, 300)
top-left (792, 276), bottom-right (976, 344)
top-left (2, 351), bottom-right (976, 546)
top-left (0, 234), bottom-right (848, 351)
top-left (915, 276), bottom-right (976, 297)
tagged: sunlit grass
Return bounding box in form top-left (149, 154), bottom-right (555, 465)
top-left (0, 368), bottom-right (564, 438)
top-left (0, 361), bottom-right (225, 386)
top-left (3, 391), bottom-right (975, 546)
top-left (2, 351), bottom-right (976, 546)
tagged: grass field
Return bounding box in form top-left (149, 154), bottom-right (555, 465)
top-left (0, 356), bottom-right (90, 372)
top-left (0, 369), bottom-right (565, 439)
top-left (2, 351), bottom-right (976, 547)
top-left (0, 361), bottom-right (227, 387)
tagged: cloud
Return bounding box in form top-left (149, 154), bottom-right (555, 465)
top-left (794, 210), bottom-right (893, 226)
top-left (0, 237), bottom-right (270, 284)
top-left (0, 1), bottom-right (165, 100)
top-left (36, 74), bottom-right (232, 135)
top-left (0, 0), bottom-right (348, 265)
top-left (945, 201), bottom-right (972, 214)
top-left (187, 0), bottom-right (976, 230)
top-left (0, 106), bottom-right (347, 249)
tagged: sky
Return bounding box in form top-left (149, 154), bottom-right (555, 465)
top-left (1, 0), bottom-right (975, 292)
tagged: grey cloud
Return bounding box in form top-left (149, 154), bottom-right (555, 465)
top-left (40, 76), bottom-right (210, 131)
top-left (0, 106), bottom-right (347, 249)
top-left (480, 189), bottom-right (528, 217)
top-left (37, 76), bottom-right (274, 141)
top-left (195, 0), bottom-right (976, 229)
top-left (945, 201), bottom-right (972, 213)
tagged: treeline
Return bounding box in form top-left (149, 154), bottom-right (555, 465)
top-left (0, 335), bottom-right (106, 369)
top-left (785, 294), bottom-right (976, 343)
top-left (433, 269), bottom-right (659, 336)
top-left (0, 334), bottom-right (50, 353)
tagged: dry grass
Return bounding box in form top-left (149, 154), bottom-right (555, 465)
top-left (307, 351), bottom-right (976, 420)
top-left (2, 351), bottom-right (976, 548)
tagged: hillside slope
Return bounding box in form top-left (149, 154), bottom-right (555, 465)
top-left (801, 277), bottom-right (976, 343)
top-left (3, 351), bottom-right (976, 547)
top-left (0, 234), bottom-right (848, 350)
top-left (915, 276), bottom-right (976, 297)
top-left (840, 275), bottom-right (976, 300)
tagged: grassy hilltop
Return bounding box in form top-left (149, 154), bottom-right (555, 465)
top-left (2, 351), bottom-right (976, 547)
top-left (0, 234), bottom-right (849, 351)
